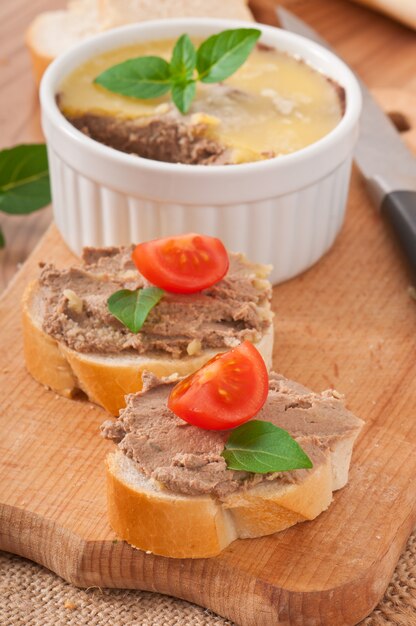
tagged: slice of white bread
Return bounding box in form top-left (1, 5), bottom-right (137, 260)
top-left (22, 279), bottom-right (273, 415)
top-left (25, 0), bottom-right (101, 85)
top-left (26, 0), bottom-right (252, 85)
top-left (99, 0), bottom-right (253, 28)
top-left (107, 446), bottom-right (333, 559)
top-left (104, 372), bottom-right (364, 558)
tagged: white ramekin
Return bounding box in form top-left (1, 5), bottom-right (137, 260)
top-left (40, 18), bottom-right (361, 285)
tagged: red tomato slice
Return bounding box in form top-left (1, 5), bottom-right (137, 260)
top-left (132, 233), bottom-right (229, 294)
top-left (167, 341), bottom-right (269, 430)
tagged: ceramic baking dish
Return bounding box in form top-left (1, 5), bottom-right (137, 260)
top-left (40, 18), bottom-right (361, 284)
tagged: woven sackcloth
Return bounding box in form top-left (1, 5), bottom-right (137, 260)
top-left (0, 530), bottom-right (414, 626)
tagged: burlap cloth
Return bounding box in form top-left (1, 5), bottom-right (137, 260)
top-left (0, 530), bottom-right (414, 626)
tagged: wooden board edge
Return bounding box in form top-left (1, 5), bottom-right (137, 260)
top-left (0, 503), bottom-right (87, 585)
top-left (1, 499), bottom-right (414, 626)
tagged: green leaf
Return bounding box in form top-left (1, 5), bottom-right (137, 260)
top-left (171, 81), bottom-right (196, 114)
top-left (107, 286), bottom-right (164, 333)
top-left (221, 420), bottom-right (313, 474)
top-left (0, 144), bottom-right (51, 215)
top-left (0, 226), bottom-right (4, 248)
top-left (196, 28), bottom-right (261, 84)
top-left (95, 56), bottom-right (172, 100)
top-left (93, 29), bottom-right (261, 115)
top-left (170, 34), bottom-right (196, 81)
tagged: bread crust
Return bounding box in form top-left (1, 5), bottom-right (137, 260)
top-left (22, 280), bottom-right (273, 414)
top-left (106, 449), bottom-right (333, 558)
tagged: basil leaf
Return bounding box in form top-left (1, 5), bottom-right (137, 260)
top-left (93, 29), bottom-right (261, 114)
top-left (171, 81), bottom-right (196, 114)
top-left (107, 286), bottom-right (164, 333)
top-left (0, 144), bottom-right (51, 215)
top-left (170, 34), bottom-right (196, 81)
top-left (196, 28), bottom-right (261, 84)
top-left (95, 56), bottom-right (172, 99)
top-left (221, 420), bottom-right (313, 474)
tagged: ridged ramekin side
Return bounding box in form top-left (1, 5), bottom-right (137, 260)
top-left (48, 149), bottom-right (352, 284)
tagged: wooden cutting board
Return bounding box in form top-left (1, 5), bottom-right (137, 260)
top-left (1, 2), bottom-right (416, 623)
top-left (1, 158), bottom-right (416, 626)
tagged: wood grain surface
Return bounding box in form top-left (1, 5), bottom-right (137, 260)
top-left (1, 0), bottom-right (416, 293)
top-left (0, 1), bottom-right (416, 625)
top-left (0, 166), bottom-right (415, 625)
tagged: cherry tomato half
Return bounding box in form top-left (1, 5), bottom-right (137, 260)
top-left (132, 233), bottom-right (229, 294)
top-left (167, 341), bottom-right (269, 430)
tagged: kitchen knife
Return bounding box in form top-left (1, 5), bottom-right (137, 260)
top-left (277, 6), bottom-right (416, 274)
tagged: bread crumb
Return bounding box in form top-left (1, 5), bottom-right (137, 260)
top-left (63, 289), bottom-right (83, 314)
top-left (257, 307), bottom-right (273, 323)
top-left (253, 278), bottom-right (270, 291)
top-left (155, 103), bottom-right (170, 115)
top-left (64, 600), bottom-right (76, 610)
top-left (224, 336), bottom-right (241, 348)
top-left (191, 112), bottom-right (220, 127)
top-left (187, 338), bottom-right (202, 356)
top-left (254, 263), bottom-right (273, 279)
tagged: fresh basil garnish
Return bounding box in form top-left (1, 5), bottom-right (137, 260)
top-left (171, 80), bottom-right (197, 115)
top-left (95, 56), bottom-right (172, 100)
top-left (0, 144), bottom-right (51, 247)
top-left (170, 34), bottom-right (197, 81)
top-left (196, 28), bottom-right (261, 84)
top-left (107, 286), bottom-right (164, 333)
top-left (94, 28), bottom-right (261, 115)
top-left (221, 420), bottom-right (313, 474)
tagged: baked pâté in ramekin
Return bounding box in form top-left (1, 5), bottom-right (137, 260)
top-left (40, 19), bottom-right (361, 284)
top-left (57, 35), bottom-right (345, 165)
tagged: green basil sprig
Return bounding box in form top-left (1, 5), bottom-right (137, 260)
top-left (94, 28), bottom-right (261, 114)
top-left (0, 144), bottom-right (51, 248)
top-left (221, 420), bottom-right (313, 474)
top-left (107, 286), bottom-right (164, 333)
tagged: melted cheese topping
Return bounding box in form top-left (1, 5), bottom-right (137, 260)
top-left (59, 39), bottom-right (343, 162)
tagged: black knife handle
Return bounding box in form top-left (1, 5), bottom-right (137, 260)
top-left (381, 191), bottom-right (416, 274)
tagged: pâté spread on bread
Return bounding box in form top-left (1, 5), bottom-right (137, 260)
top-left (38, 246), bottom-right (271, 356)
top-left (22, 233), bottom-right (273, 414)
top-left (57, 29), bottom-right (345, 165)
top-left (101, 342), bottom-right (364, 559)
top-left (103, 371), bottom-right (361, 499)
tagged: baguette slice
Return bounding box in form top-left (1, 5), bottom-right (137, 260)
top-left (25, 1), bottom-right (102, 85)
top-left (104, 372), bottom-right (364, 558)
top-left (22, 279), bottom-right (273, 415)
top-left (26, 0), bottom-right (252, 85)
top-left (99, 0), bottom-right (253, 28)
top-left (107, 446), bottom-right (333, 559)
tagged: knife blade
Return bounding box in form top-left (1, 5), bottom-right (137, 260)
top-left (277, 6), bottom-right (416, 274)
